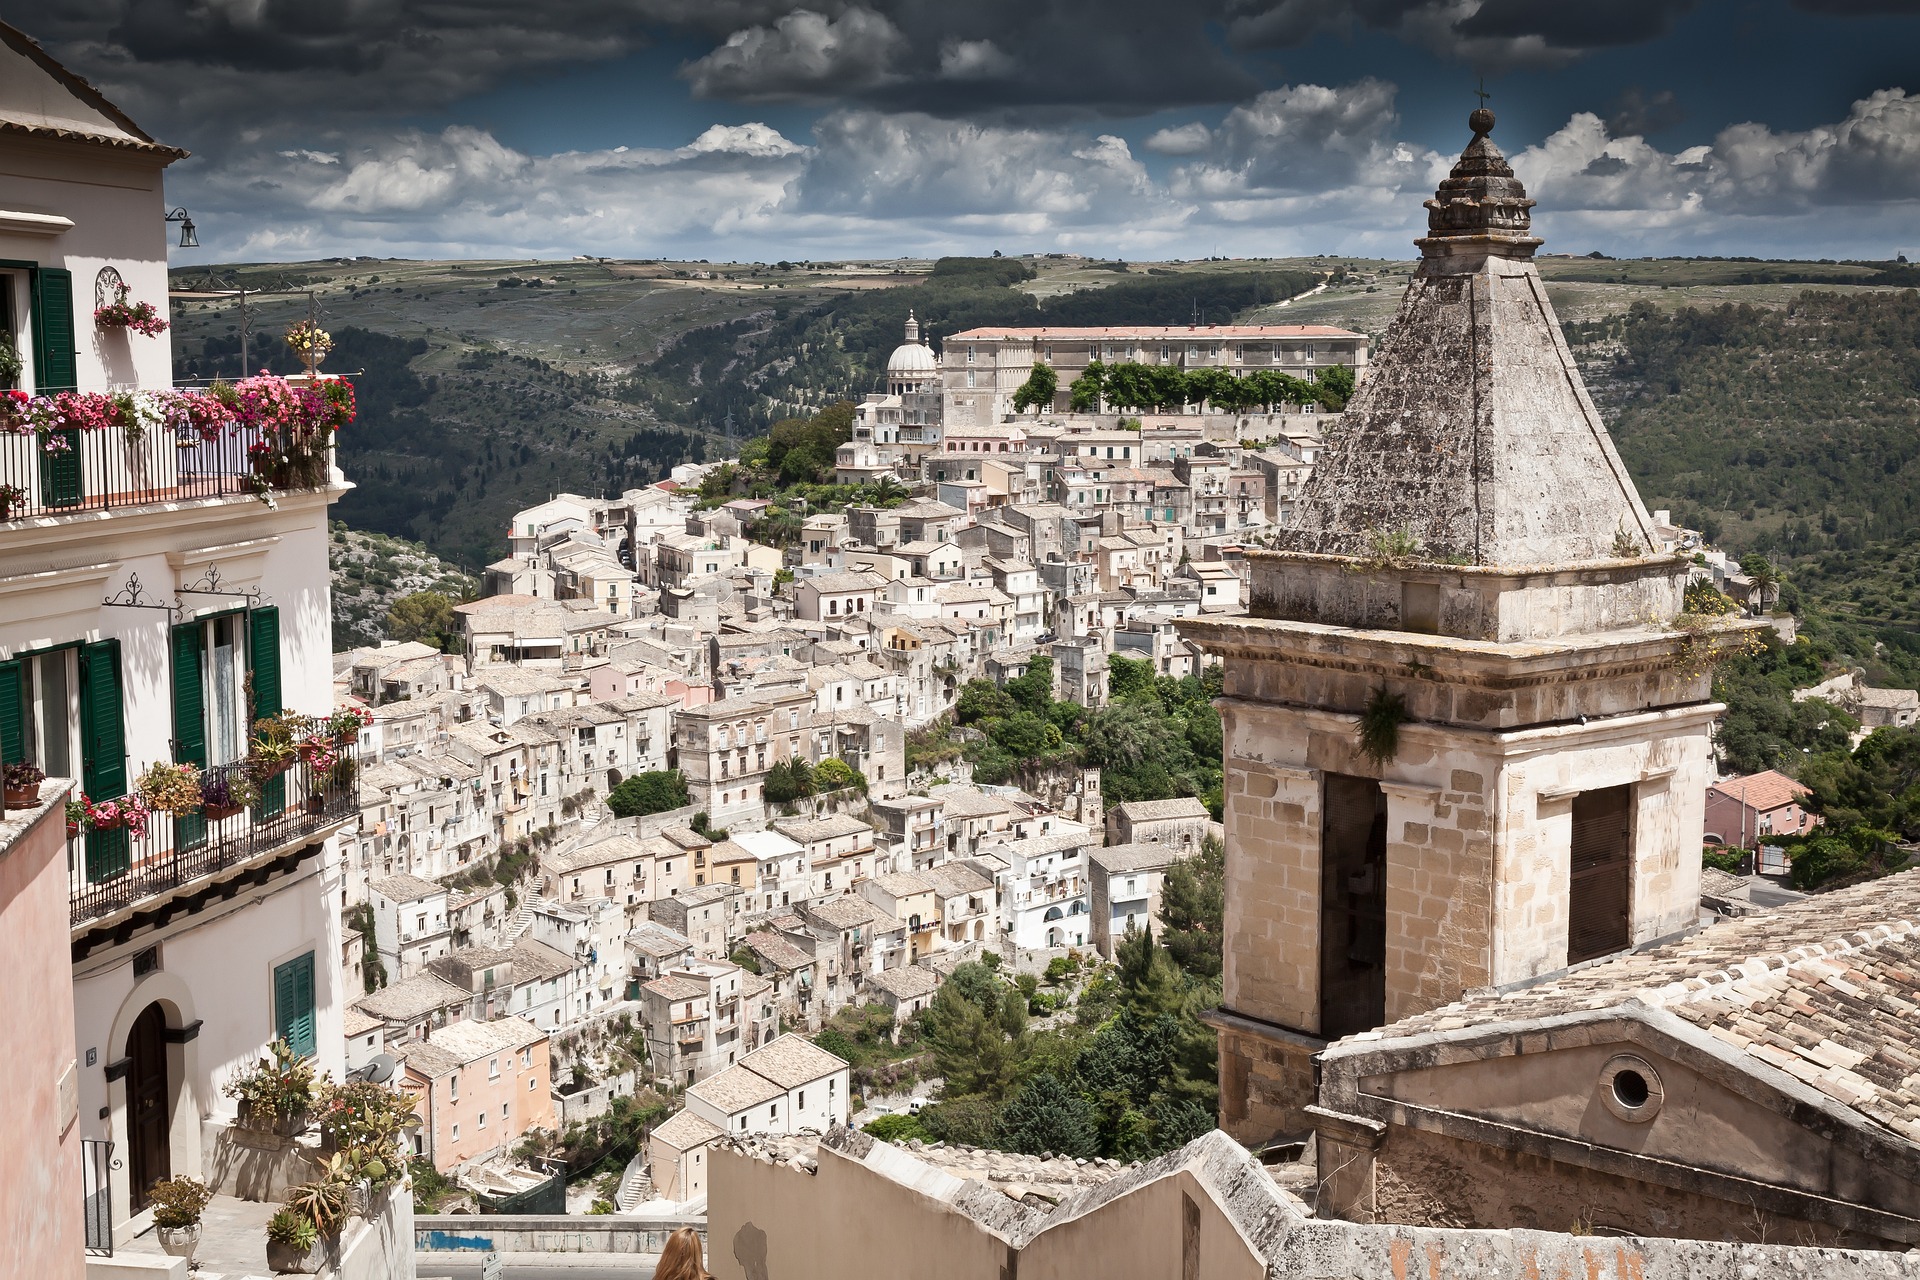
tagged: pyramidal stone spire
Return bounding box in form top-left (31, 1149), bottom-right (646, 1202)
top-left (1278, 109), bottom-right (1655, 568)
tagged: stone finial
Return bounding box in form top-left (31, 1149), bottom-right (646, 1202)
top-left (904, 310), bottom-right (920, 344)
top-left (1417, 109), bottom-right (1541, 260)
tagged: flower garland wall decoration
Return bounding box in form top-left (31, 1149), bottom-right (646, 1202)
top-left (94, 283), bottom-right (170, 337)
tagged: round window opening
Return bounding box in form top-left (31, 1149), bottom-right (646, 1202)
top-left (1599, 1053), bottom-right (1664, 1122)
top-left (1611, 1068), bottom-right (1650, 1109)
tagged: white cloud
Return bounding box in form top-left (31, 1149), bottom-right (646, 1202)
top-left (160, 83), bottom-right (1920, 264)
top-left (681, 8), bottom-right (909, 101)
top-left (682, 123), bottom-right (808, 158)
top-left (1143, 122), bottom-right (1214, 156)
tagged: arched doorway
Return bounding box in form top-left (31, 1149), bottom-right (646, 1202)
top-left (127, 1002), bottom-right (171, 1210)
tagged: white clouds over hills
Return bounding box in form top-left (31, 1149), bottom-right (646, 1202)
top-left (187, 82), bottom-right (1920, 262)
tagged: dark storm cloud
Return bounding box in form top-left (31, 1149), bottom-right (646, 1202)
top-left (1452, 0), bottom-right (1697, 48)
top-left (680, 0), bottom-right (1260, 112)
top-left (1605, 86), bottom-right (1687, 136)
top-left (1789, 0), bottom-right (1920, 13)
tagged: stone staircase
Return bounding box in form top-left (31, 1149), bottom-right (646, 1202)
top-left (614, 1153), bottom-right (653, 1211)
top-left (504, 892), bottom-right (540, 943)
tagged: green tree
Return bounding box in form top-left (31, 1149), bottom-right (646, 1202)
top-left (1315, 363), bottom-right (1356, 409)
top-left (997, 1073), bottom-right (1099, 1158)
top-left (864, 1113), bottom-right (932, 1144)
top-left (605, 770), bottom-right (690, 818)
top-left (922, 978), bottom-right (1023, 1098)
top-left (1011, 363), bottom-right (1059, 413)
top-left (1069, 361), bottom-right (1106, 412)
top-left (1107, 654), bottom-right (1158, 702)
top-left (385, 590), bottom-right (456, 648)
top-left (812, 757), bottom-right (865, 793)
top-left (764, 758), bottom-right (815, 804)
top-left (955, 679), bottom-right (1013, 725)
top-left (1160, 836), bottom-right (1225, 979)
top-left (1004, 656), bottom-right (1054, 716)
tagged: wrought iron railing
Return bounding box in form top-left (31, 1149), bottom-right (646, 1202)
top-left (0, 417), bottom-right (334, 523)
top-left (83, 1139), bottom-right (115, 1255)
top-left (69, 746), bottom-right (359, 926)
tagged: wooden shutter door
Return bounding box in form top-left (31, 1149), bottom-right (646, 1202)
top-left (32, 268), bottom-right (84, 506)
top-left (1568, 785), bottom-right (1632, 964)
top-left (249, 607), bottom-right (284, 815)
top-left (172, 623), bottom-right (207, 850)
top-left (275, 952), bottom-right (316, 1059)
top-left (0, 658), bottom-right (23, 769)
top-left (31, 267), bottom-right (78, 392)
top-left (79, 640), bottom-right (130, 882)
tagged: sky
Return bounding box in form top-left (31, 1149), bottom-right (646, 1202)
top-left (11, 0), bottom-right (1920, 264)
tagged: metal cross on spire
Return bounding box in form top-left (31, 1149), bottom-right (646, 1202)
top-left (1475, 75), bottom-right (1491, 108)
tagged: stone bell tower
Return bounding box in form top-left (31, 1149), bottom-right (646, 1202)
top-left (1179, 110), bottom-right (1760, 1147)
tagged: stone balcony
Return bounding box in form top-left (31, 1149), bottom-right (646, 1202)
top-left (107, 1183), bottom-right (412, 1280)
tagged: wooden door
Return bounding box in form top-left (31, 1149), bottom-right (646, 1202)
top-left (127, 1003), bottom-right (171, 1210)
top-left (1569, 786), bottom-right (1633, 964)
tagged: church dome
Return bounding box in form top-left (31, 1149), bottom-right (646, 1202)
top-left (886, 310), bottom-right (937, 375)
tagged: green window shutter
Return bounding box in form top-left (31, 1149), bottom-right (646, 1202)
top-left (79, 640), bottom-right (129, 883)
top-left (39, 427), bottom-right (83, 508)
top-left (80, 639), bottom-right (127, 797)
top-left (172, 623), bottom-right (207, 850)
top-left (171, 624), bottom-right (207, 767)
top-left (249, 607), bottom-right (285, 816)
top-left (249, 607), bottom-right (282, 720)
top-left (274, 952), bottom-right (316, 1059)
top-left (0, 659), bottom-right (23, 769)
top-left (31, 267), bottom-right (78, 393)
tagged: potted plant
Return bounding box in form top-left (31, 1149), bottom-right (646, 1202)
top-left (327, 704), bottom-right (372, 745)
top-left (94, 283), bottom-right (170, 337)
top-left (4, 760), bottom-right (45, 809)
top-left (200, 767), bottom-right (259, 822)
top-left (136, 760), bottom-right (203, 815)
top-left (84, 794), bottom-right (151, 840)
top-left (249, 713), bottom-right (302, 778)
top-left (0, 481), bottom-right (25, 520)
top-left (223, 1039), bottom-right (318, 1136)
top-left (148, 1176), bottom-right (213, 1266)
top-left (264, 1208), bottom-right (323, 1275)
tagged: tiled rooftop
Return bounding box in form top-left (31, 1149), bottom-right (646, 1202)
top-left (1345, 869), bottom-right (1920, 1143)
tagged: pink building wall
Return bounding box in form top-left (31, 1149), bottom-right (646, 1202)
top-left (0, 791), bottom-right (86, 1280)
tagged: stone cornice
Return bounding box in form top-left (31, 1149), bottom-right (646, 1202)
top-left (1180, 613), bottom-right (1765, 691)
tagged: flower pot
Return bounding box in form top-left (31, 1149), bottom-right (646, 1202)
top-left (4, 783), bottom-right (39, 809)
top-left (305, 796), bottom-right (327, 816)
top-left (66, 821), bottom-right (80, 838)
top-left (266, 1234), bottom-right (333, 1275)
top-left (156, 1223), bottom-right (200, 1266)
top-left (204, 801), bottom-right (244, 822)
top-left (237, 1099), bottom-right (309, 1137)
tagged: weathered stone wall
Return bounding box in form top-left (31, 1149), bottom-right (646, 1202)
top-left (1211, 1017), bottom-right (1318, 1147)
top-left (1372, 1121), bottom-right (1871, 1247)
top-left (1219, 699), bottom-right (1322, 1034)
top-left (704, 1127), bottom-right (1920, 1280)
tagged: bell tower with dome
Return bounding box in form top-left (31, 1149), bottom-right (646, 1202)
top-left (1177, 110), bottom-right (1764, 1147)
top-left (853, 311), bottom-right (946, 463)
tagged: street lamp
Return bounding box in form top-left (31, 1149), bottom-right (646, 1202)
top-left (164, 207), bottom-right (197, 248)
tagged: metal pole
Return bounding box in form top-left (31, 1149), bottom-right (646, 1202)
top-left (239, 290), bottom-right (250, 374)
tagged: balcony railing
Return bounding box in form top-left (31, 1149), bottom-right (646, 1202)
top-left (1, 388), bottom-right (340, 523)
top-left (69, 747), bottom-right (359, 926)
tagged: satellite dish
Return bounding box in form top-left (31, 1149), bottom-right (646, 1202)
top-left (352, 1053), bottom-right (400, 1085)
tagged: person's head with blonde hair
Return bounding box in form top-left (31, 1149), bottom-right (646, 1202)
top-left (655, 1226), bottom-right (711, 1280)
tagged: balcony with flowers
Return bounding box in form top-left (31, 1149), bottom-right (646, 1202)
top-left (42, 705), bottom-right (372, 940)
top-left (0, 373), bottom-right (354, 525)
